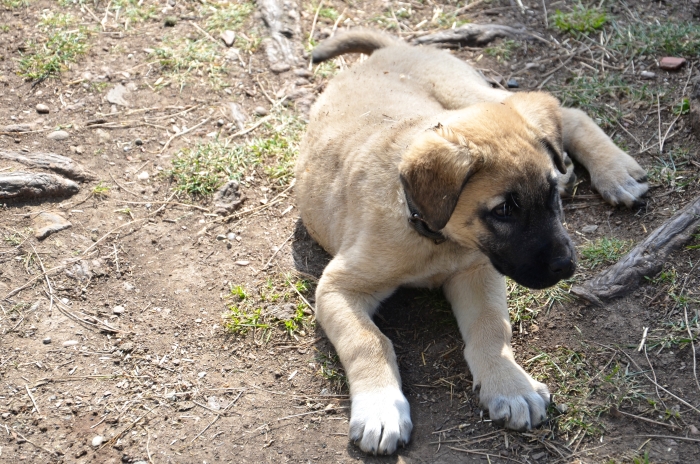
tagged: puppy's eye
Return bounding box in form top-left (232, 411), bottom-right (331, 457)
top-left (492, 202), bottom-right (512, 218)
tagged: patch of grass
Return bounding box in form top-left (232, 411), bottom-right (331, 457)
top-left (608, 22), bottom-right (700, 59)
top-left (154, 37), bottom-right (229, 89)
top-left (205, 1), bottom-right (255, 32)
top-left (551, 3), bottom-right (607, 35)
top-left (579, 237), bottom-right (632, 270)
top-left (18, 12), bottom-right (90, 81)
top-left (91, 181), bottom-right (111, 198)
top-left (169, 138), bottom-right (259, 196)
top-left (507, 278), bottom-right (574, 325)
top-left (1, 0), bottom-right (29, 9)
top-left (169, 112), bottom-right (304, 195)
top-left (318, 6), bottom-right (339, 21)
top-left (647, 148), bottom-right (695, 191)
top-left (110, 0), bottom-right (158, 23)
top-left (3, 233), bottom-right (22, 246)
top-left (484, 39), bottom-right (518, 63)
top-left (224, 275), bottom-right (314, 339)
top-left (550, 74), bottom-right (655, 129)
top-left (316, 350), bottom-right (347, 391)
top-left (313, 60), bottom-right (338, 78)
top-left (527, 347), bottom-right (652, 440)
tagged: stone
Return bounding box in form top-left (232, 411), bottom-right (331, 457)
top-left (106, 84), bottom-right (130, 107)
top-left (220, 30), bottom-right (236, 47)
top-left (47, 130), bottom-right (69, 141)
top-left (640, 71), bottom-right (656, 79)
top-left (134, 138), bottom-right (143, 146)
top-left (226, 232), bottom-right (235, 240)
top-left (91, 436), bottom-right (104, 447)
top-left (659, 57), bottom-right (687, 71)
top-left (95, 129), bottom-right (111, 141)
top-left (36, 103), bottom-right (50, 114)
top-left (213, 180), bottom-right (244, 215)
top-left (137, 171), bottom-right (149, 181)
top-left (33, 212), bottom-right (72, 239)
top-left (164, 16), bottom-right (177, 27)
top-left (113, 305), bottom-right (125, 315)
top-left (42, 337), bottom-right (52, 344)
top-left (506, 79), bottom-right (519, 88)
top-left (581, 225), bottom-right (598, 234)
top-left (63, 340), bottom-right (79, 347)
top-left (253, 106), bottom-right (268, 116)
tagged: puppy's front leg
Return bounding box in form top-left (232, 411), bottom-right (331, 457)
top-left (316, 258), bottom-right (412, 454)
top-left (444, 265), bottom-right (550, 430)
top-left (561, 107), bottom-right (648, 207)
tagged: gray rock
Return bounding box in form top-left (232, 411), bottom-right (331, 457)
top-left (220, 30), bottom-right (236, 47)
top-left (43, 337), bottom-right (52, 344)
top-left (640, 71), bottom-right (656, 79)
top-left (581, 225), bottom-right (598, 234)
top-left (47, 130), bottom-right (70, 141)
top-left (36, 103), bottom-right (50, 114)
top-left (91, 435), bottom-right (104, 447)
top-left (106, 84), bottom-right (130, 107)
top-left (113, 305), bottom-right (125, 315)
top-left (63, 340), bottom-right (79, 347)
top-left (506, 79), bottom-right (519, 88)
top-left (33, 212), bottom-right (72, 240)
top-left (253, 106), bottom-right (269, 116)
top-left (213, 180), bottom-right (244, 215)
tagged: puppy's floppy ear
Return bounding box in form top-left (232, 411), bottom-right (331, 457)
top-left (505, 92), bottom-right (567, 174)
top-left (399, 125), bottom-right (481, 231)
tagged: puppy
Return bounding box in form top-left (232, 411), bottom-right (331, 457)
top-left (295, 30), bottom-right (647, 455)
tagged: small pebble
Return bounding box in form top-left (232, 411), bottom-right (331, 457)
top-left (134, 138), bottom-right (143, 146)
top-left (506, 79), bottom-right (519, 88)
top-left (198, 371), bottom-right (207, 378)
top-left (195, 318), bottom-right (202, 323)
top-left (253, 106), bottom-right (269, 116)
top-left (216, 234), bottom-right (226, 241)
top-left (164, 16), bottom-right (177, 27)
top-left (217, 119), bottom-right (225, 127)
top-left (63, 340), bottom-right (79, 347)
top-left (47, 130), bottom-right (69, 141)
top-left (113, 305), bottom-right (125, 315)
top-left (173, 359), bottom-right (180, 366)
top-left (220, 30), bottom-right (236, 47)
top-left (42, 337), bottom-right (52, 345)
top-left (36, 103), bottom-right (50, 114)
top-left (690, 424), bottom-right (699, 435)
top-left (640, 71), bottom-right (656, 79)
top-left (226, 232), bottom-right (236, 240)
top-left (581, 225), bottom-right (598, 234)
top-left (91, 436), bottom-right (104, 447)
top-left (235, 260), bottom-right (250, 266)
top-left (659, 56), bottom-right (687, 71)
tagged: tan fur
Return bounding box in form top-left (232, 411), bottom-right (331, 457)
top-left (295, 30), bottom-right (647, 455)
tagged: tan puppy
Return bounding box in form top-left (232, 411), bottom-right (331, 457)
top-left (295, 30), bottom-right (647, 455)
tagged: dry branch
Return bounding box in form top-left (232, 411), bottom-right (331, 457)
top-left (572, 195), bottom-right (700, 305)
top-left (0, 172), bottom-right (80, 200)
top-left (412, 24), bottom-right (525, 47)
top-left (0, 150), bottom-right (94, 181)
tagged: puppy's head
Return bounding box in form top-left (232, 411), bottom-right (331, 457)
top-left (399, 92), bottom-right (575, 289)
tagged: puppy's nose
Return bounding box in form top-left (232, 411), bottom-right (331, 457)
top-left (548, 256), bottom-right (574, 276)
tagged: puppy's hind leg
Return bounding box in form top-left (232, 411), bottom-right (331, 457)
top-left (316, 258), bottom-right (411, 455)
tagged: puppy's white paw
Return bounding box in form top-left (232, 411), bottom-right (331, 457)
top-left (476, 363), bottom-right (550, 431)
top-left (349, 387), bottom-right (412, 455)
top-left (589, 153), bottom-right (648, 207)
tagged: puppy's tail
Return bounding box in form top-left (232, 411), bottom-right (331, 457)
top-left (312, 29), bottom-right (398, 63)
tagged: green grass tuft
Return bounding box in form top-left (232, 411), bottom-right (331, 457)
top-left (579, 237), bottom-right (632, 270)
top-left (508, 278), bottom-right (574, 324)
top-left (18, 12), bottom-right (90, 81)
top-left (552, 4), bottom-right (607, 34)
top-left (608, 22), bottom-right (700, 59)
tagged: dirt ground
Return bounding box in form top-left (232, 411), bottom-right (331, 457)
top-left (1, 0), bottom-right (700, 462)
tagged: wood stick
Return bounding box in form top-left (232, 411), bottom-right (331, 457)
top-left (572, 195), bottom-right (700, 305)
